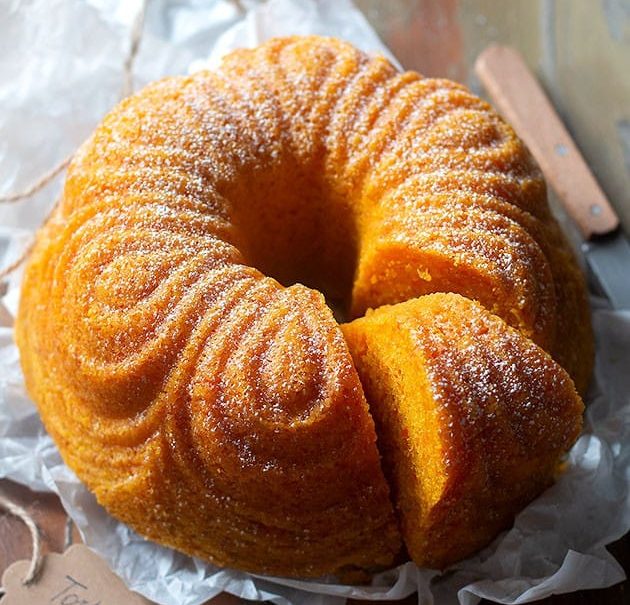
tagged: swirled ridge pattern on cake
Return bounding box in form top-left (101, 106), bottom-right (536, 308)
top-left (16, 36), bottom-right (591, 578)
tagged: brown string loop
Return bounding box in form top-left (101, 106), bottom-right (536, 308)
top-left (0, 492), bottom-right (43, 592)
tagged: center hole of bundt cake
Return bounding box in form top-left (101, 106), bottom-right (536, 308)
top-left (227, 168), bottom-right (359, 322)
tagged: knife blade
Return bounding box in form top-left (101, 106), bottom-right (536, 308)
top-left (475, 45), bottom-right (630, 310)
top-left (582, 235), bottom-right (630, 309)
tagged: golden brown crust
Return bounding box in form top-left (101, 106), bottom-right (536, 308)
top-left (16, 36), bottom-right (591, 577)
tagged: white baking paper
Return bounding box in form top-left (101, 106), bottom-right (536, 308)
top-left (0, 1), bottom-right (628, 604)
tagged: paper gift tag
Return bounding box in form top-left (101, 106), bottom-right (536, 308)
top-left (1, 544), bottom-right (152, 605)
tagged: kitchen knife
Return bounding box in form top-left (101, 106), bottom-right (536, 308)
top-left (475, 45), bottom-right (630, 309)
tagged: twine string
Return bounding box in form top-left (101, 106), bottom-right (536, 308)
top-left (0, 0), bottom-right (148, 279)
top-left (0, 492), bottom-right (43, 594)
top-left (232, 0), bottom-right (246, 15)
top-left (0, 155), bottom-right (72, 205)
top-left (0, 243), bottom-right (34, 282)
top-left (122, 0), bottom-right (148, 98)
top-left (0, 195), bottom-right (63, 282)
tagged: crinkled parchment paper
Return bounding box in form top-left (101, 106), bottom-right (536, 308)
top-left (0, 1), bottom-right (628, 604)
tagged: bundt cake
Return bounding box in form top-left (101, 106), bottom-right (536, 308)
top-left (16, 36), bottom-right (591, 578)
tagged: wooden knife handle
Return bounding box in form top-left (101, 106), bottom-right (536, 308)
top-left (475, 44), bottom-right (619, 239)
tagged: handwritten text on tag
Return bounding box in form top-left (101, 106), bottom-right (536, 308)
top-left (1, 544), bottom-right (152, 605)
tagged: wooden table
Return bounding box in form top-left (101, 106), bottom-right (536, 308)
top-left (0, 479), bottom-right (626, 604)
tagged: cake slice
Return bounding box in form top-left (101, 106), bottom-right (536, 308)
top-left (342, 293), bottom-right (583, 568)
